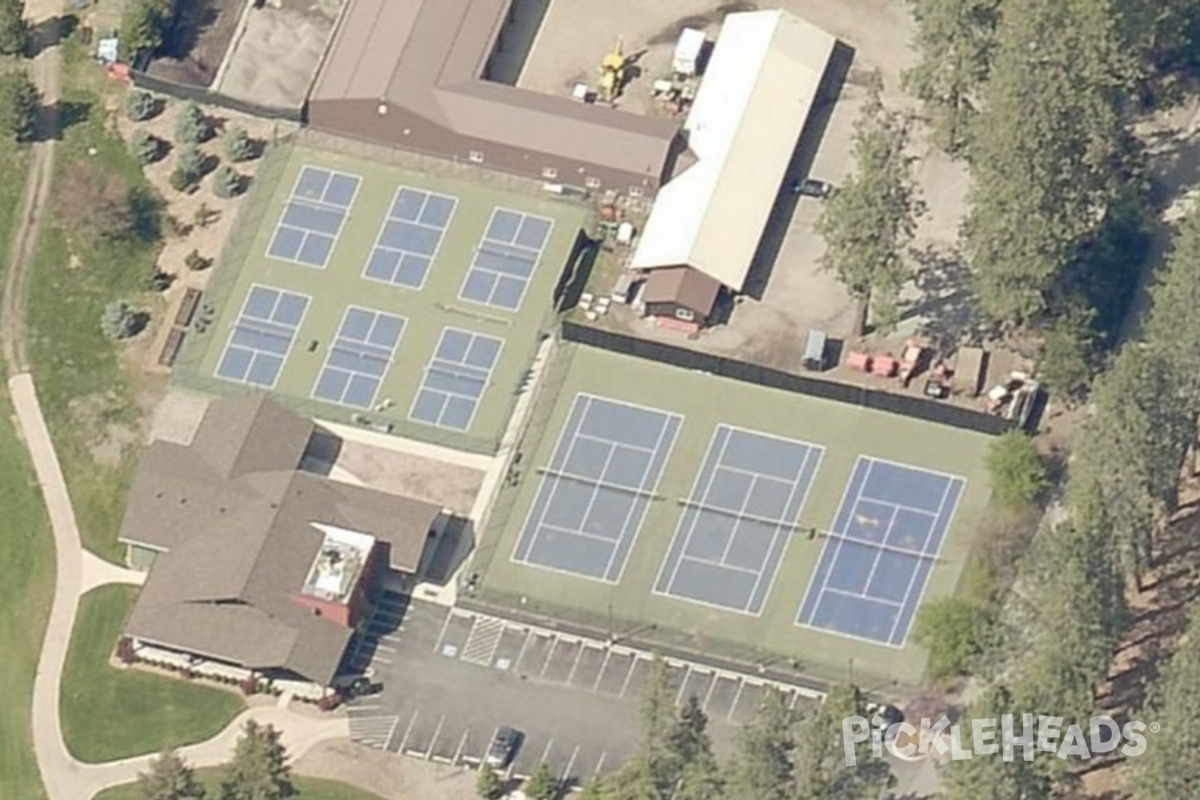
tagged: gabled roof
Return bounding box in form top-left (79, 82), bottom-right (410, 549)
top-left (631, 11), bottom-right (837, 290)
top-left (121, 395), bottom-right (444, 685)
top-left (642, 267), bottom-right (722, 315)
top-left (309, 0), bottom-right (685, 181)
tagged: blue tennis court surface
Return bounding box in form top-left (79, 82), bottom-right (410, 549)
top-left (312, 307), bottom-right (406, 409)
top-left (513, 394), bottom-right (682, 582)
top-left (459, 208), bottom-right (554, 311)
top-left (409, 328), bottom-right (503, 431)
top-left (363, 187), bottom-right (458, 289)
top-left (796, 457), bottom-right (965, 646)
top-left (267, 166), bottom-right (360, 268)
top-left (216, 285), bottom-right (309, 388)
top-left (654, 426), bottom-right (822, 614)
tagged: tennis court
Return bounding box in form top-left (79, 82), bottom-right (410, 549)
top-left (653, 426), bottom-right (823, 615)
top-left (795, 457), bottom-right (965, 646)
top-left (511, 393), bottom-right (682, 582)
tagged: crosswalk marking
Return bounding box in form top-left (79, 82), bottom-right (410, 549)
top-left (461, 616), bottom-right (506, 666)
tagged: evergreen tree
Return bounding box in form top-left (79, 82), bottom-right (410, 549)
top-left (794, 684), bottom-right (890, 800)
top-left (129, 130), bottom-right (160, 165)
top-left (175, 102), bottom-right (208, 144)
top-left (523, 762), bottom-right (557, 800)
top-left (125, 89), bottom-right (158, 121)
top-left (816, 71), bottom-right (920, 331)
top-left (219, 720), bottom-right (294, 800)
top-left (120, 0), bottom-right (173, 61)
top-left (0, 0), bottom-right (28, 56)
top-left (135, 749), bottom-right (205, 800)
top-left (0, 68), bottom-right (38, 142)
top-left (224, 126), bottom-right (256, 162)
top-left (475, 765), bottom-right (503, 800)
top-left (723, 689), bottom-right (795, 800)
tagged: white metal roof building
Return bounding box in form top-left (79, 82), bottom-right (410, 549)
top-left (631, 10), bottom-right (837, 292)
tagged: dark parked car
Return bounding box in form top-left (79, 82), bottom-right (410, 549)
top-left (790, 178), bottom-right (834, 199)
top-left (348, 677), bottom-right (383, 698)
top-left (486, 726), bottom-right (522, 768)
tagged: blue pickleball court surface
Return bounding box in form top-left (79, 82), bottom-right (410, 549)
top-left (796, 457), bottom-right (965, 646)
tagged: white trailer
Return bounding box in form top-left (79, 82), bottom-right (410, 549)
top-left (672, 28), bottom-right (706, 76)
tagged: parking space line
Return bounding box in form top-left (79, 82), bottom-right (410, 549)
top-left (727, 679), bottom-right (745, 722)
top-left (433, 609), bottom-right (456, 654)
top-left (538, 737), bottom-right (555, 766)
top-left (565, 643), bottom-right (588, 684)
top-left (592, 648), bottom-right (613, 692)
top-left (513, 626), bottom-right (533, 670)
top-left (397, 710), bottom-right (419, 754)
top-left (425, 716), bottom-right (446, 760)
top-left (453, 727), bottom-right (471, 764)
top-left (593, 752), bottom-right (607, 776)
top-left (350, 703), bottom-right (382, 712)
top-left (561, 745), bottom-right (579, 781)
top-left (788, 691), bottom-right (801, 710)
top-left (702, 674), bottom-right (719, 713)
top-left (384, 715), bottom-right (402, 751)
top-left (619, 656), bottom-right (642, 697)
top-left (674, 664), bottom-right (693, 705)
top-left (381, 633), bottom-right (404, 643)
top-left (371, 655), bottom-right (392, 665)
top-left (540, 636), bottom-right (560, 678)
top-left (373, 643), bottom-right (396, 652)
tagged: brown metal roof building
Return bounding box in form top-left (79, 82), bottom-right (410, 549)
top-left (307, 0), bottom-right (690, 195)
top-left (120, 394), bottom-right (445, 687)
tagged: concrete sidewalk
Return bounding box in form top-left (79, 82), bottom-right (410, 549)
top-left (11, 373), bottom-right (348, 800)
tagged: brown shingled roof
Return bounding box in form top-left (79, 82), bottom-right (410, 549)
top-left (121, 395), bottom-right (444, 686)
top-left (309, 0), bottom-right (684, 180)
top-left (642, 267), bottom-right (722, 315)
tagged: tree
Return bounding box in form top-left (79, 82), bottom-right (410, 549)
top-left (120, 0), bottom-right (173, 61)
top-left (669, 696), bottom-right (722, 800)
top-left (1037, 304), bottom-right (1097, 403)
top-left (475, 765), bottom-right (503, 800)
top-left (219, 720), bottom-right (293, 800)
top-left (224, 126), bottom-right (256, 162)
top-left (213, 165), bottom-right (243, 199)
top-left (964, 0), bottom-right (1136, 325)
top-left (523, 762), bottom-right (557, 800)
top-left (101, 301), bottom-right (137, 341)
top-left (171, 144), bottom-right (204, 192)
top-left (175, 102), bottom-right (208, 144)
top-left (135, 749), bottom-right (205, 800)
top-left (129, 130), bottom-right (161, 165)
top-left (939, 687), bottom-right (1053, 800)
top-left (1146, 204), bottom-right (1200, 405)
top-left (1129, 602), bottom-right (1200, 800)
top-left (794, 683), bottom-right (890, 800)
top-left (185, 249), bottom-right (210, 271)
top-left (912, 597), bottom-right (991, 681)
top-left (576, 777), bottom-right (605, 800)
top-left (0, 68), bottom-right (38, 142)
top-left (723, 689), bottom-right (795, 800)
top-left (125, 89), bottom-right (159, 121)
top-left (985, 431), bottom-right (1048, 510)
top-left (56, 162), bottom-right (134, 241)
top-left (1070, 346), bottom-right (1192, 586)
top-left (903, 0), bottom-right (1000, 154)
top-left (0, 0), bottom-right (28, 56)
top-left (815, 71), bottom-right (920, 332)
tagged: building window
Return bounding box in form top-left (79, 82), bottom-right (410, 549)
top-left (674, 308), bottom-right (695, 321)
top-left (542, 166), bottom-right (558, 179)
top-left (468, 151), bottom-right (485, 164)
top-left (628, 185), bottom-right (644, 198)
top-left (585, 176), bottom-right (602, 189)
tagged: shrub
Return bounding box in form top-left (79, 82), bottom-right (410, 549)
top-left (171, 143), bottom-right (203, 191)
top-left (174, 102), bottom-right (208, 144)
top-left (223, 125), bottom-right (255, 162)
top-left (124, 89), bottom-right (157, 121)
top-left (128, 130), bottom-right (159, 165)
top-left (100, 301), bottom-right (137, 340)
top-left (476, 765), bottom-right (503, 800)
top-left (986, 431), bottom-right (1049, 510)
top-left (212, 164), bottom-right (242, 198)
top-left (115, 637), bottom-right (136, 665)
top-left (240, 675), bottom-right (258, 696)
top-left (913, 598), bottom-right (992, 682)
top-left (185, 248), bottom-right (209, 271)
top-left (145, 268), bottom-right (172, 292)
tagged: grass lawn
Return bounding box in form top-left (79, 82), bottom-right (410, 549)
top-left (94, 768), bottom-right (389, 800)
top-left (97, 767), bottom-right (391, 800)
top-left (0, 386), bottom-right (53, 800)
top-left (25, 36), bottom-right (165, 562)
top-left (61, 585), bottom-right (245, 763)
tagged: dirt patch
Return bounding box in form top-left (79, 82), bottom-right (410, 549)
top-left (293, 739), bottom-right (477, 800)
top-left (68, 390), bottom-right (141, 464)
top-left (147, 0), bottom-right (248, 88)
top-left (323, 441), bottom-right (484, 515)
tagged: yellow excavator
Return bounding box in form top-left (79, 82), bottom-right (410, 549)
top-left (597, 38), bottom-right (632, 103)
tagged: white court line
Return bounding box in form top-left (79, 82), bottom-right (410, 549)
top-left (858, 504), bottom-right (900, 596)
top-left (795, 457), bottom-right (871, 626)
top-left (886, 476), bottom-right (958, 645)
top-left (822, 585), bottom-right (905, 607)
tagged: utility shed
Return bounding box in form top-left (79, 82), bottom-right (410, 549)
top-left (630, 10), bottom-right (836, 291)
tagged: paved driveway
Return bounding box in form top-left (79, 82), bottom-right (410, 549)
top-left (341, 591), bottom-right (819, 783)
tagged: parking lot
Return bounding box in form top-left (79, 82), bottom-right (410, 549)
top-left (342, 592), bottom-right (819, 781)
